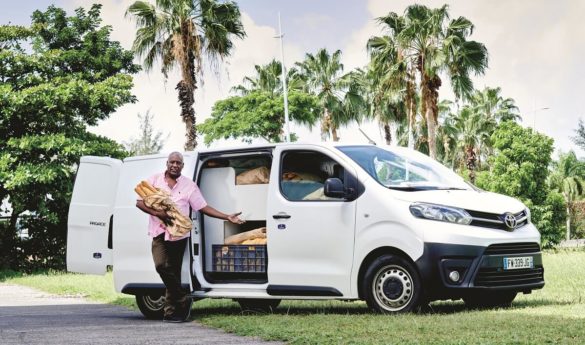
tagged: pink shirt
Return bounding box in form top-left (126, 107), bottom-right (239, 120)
top-left (141, 172), bottom-right (207, 241)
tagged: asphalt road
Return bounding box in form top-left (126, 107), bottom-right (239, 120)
top-left (0, 283), bottom-right (283, 345)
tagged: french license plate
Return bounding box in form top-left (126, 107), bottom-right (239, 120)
top-left (503, 256), bottom-right (533, 270)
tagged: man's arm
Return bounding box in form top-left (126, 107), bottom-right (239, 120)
top-left (200, 205), bottom-right (245, 224)
top-left (136, 200), bottom-right (172, 224)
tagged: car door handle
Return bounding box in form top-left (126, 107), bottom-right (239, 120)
top-left (272, 213), bottom-right (291, 219)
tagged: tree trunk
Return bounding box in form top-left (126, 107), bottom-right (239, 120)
top-left (566, 205), bottom-right (571, 241)
top-left (406, 69), bottom-right (416, 149)
top-left (465, 145), bottom-right (477, 184)
top-left (383, 122), bottom-right (391, 145)
top-left (422, 75), bottom-right (437, 159)
top-left (331, 126), bottom-right (339, 142)
top-left (321, 108), bottom-right (331, 141)
top-left (176, 80), bottom-right (197, 151)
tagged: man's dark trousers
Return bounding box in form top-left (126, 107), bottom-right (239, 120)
top-left (152, 233), bottom-right (189, 318)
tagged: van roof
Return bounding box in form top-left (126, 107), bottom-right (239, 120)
top-left (123, 142), bottom-right (377, 161)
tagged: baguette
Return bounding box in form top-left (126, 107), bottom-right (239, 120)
top-left (224, 227), bottom-right (266, 245)
top-left (140, 180), bottom-right (158, 194)
top-left (134, 185), bottom-right (148, 198)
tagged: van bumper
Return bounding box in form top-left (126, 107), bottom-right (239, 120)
top-left (415, 242), bottom-right (545, 301)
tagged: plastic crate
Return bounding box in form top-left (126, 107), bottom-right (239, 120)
top-left (212, 245), bottom-right (267, 273)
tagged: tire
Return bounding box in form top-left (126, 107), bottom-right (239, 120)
top-left (362, 254), bottom-right (422, 313)
top-left (136, 294), bottom-right (165, 320)
top-left (464, 291), bottom-right (517, 309)
top-left (236, 298), bottom-right (281, 312)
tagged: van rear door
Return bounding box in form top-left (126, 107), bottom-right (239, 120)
top-left (67, 156), bottom-right (122, 275)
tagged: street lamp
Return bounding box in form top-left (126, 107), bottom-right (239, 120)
top-left (275, 12), bottom-right (291, 142)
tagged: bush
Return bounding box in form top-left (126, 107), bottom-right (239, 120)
top-left (475, 122), bottom-right (565, 248)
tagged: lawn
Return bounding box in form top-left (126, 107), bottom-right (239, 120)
top-left (2, 249), bottom-right (584, 344)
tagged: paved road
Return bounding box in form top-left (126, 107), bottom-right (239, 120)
top-left (0, 284), bottom-right (283, 345)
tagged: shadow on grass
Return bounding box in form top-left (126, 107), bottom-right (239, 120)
top-left (189, 297), bottom-right (576, 318)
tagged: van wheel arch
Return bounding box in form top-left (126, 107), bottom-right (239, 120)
top-left (357, 247), bottom-right (416, 300)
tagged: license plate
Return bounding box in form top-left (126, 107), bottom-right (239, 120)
top-left (503, 256), bottom-right (533, 270)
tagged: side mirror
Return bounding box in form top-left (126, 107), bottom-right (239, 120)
top-left (324, 178), bottom-right (346, 199)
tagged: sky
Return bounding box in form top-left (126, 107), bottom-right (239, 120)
top-left (2, 0), bottom-right (584, 158)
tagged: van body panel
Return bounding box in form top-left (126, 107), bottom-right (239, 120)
top-left (266, 145), bottom-right (358, 296)
top-left (67, 156), bottom-right (121, 275)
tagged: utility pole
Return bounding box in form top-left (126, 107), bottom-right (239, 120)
top-left (276, 12), bottom-right (291, 142)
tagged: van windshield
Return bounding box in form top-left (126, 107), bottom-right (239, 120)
top-left (337, 145), bottom-right (471, 191)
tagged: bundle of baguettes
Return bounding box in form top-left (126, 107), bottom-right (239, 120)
top-left (224, 227), bottom-right (267, 245)
top-left (134, 180), bottom-right (192, 239)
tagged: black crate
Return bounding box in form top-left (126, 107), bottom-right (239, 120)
top-left (212, 245), bottom-right (267, 273)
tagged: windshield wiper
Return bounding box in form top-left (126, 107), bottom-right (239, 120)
top-left (433, 187), bottom-right (468, 191)
top-left (387, 186), bottom-right (468, 191)
top-left (387, 186), bottom-right (439, 191)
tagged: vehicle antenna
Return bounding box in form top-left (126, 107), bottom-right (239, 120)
top-left (358, 128), bottom-right (376, 145)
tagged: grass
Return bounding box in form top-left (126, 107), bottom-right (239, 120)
top-left (2, 249), bottom-right (585, 344)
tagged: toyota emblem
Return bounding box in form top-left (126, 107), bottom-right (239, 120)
top-left (503, 213), bottom-right (517, 230)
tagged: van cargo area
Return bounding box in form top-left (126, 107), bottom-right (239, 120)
top-left (198, 156), bottom-right (271, 284)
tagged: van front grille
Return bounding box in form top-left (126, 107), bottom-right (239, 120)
top-left (483, 242), bottom-right (541, 255)
top-left (467, 209), bottom-right (529, 231)
top-left (474, 267), bottom-right (544, 287)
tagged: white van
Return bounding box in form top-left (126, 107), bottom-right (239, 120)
top-left (67, 143), bottom-right (544, 317)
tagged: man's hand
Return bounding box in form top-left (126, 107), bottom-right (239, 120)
top-left (155, 210), bottom-right (174, 226)
top-left (227, 212), bottom-right (245, 224)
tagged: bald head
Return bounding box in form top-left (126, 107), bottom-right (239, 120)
top-left (166, 151), bottom-right (184, 179)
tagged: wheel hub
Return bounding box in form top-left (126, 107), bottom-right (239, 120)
top-left (383, 277), bottom-right (404, 299)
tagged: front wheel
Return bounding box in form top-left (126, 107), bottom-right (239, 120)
top-left (136, 294), bottom-right (165, 320)
top-left (362, 254), bottom-right (423, 313)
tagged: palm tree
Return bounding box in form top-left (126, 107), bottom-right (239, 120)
top-left (354, 66), bottom-right (406, 145)
top-left (396, 4), bottom-right (488, 159)
top-left (296, 49), bottom-right (364, 141)
top-left (471, 87), bottom-right (520, 123)
top-left (232, 59), bottom-right (303, 96)
top-left (442, 104), bottom-right (495, 182)
top-left (126, 0), bottom-right (246, 150)
top-left (548, 151), bottom-right (585, 240)
top-left (368, 13), bottom-right (417, 148)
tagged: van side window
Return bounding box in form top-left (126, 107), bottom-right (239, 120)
top-left (280, 151), bottom-right (345, 201)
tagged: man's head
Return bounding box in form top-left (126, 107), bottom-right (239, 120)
top-left (166, 152), bottom-right (184, 178)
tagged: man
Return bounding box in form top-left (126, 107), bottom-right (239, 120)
top-left (136, 151), bottom-right (244, 323)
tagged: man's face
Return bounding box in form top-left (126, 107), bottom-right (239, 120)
top-left (166, 154), bottom-right (184, 178)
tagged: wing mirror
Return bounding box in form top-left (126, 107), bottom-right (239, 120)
top-left (324, 178), bottom-right (346, 199)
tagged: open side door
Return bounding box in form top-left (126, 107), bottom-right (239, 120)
top-left (67, 156), bottom-right (122, 275)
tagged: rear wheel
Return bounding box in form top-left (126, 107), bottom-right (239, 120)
top-left (236, 298), bottom-right (281, 312)
top-left (136, 294), bottom-right (165, 320)
top-left (464, 291), bottom-right (517, 309)
top-left (362, 254), bottom-right (422, 313)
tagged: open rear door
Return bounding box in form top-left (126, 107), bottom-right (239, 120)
top-left (67, 156), bottom-right (122, 275)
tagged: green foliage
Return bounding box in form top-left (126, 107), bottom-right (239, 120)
top-left (124, 110), bottom-right (168, 155)
top-left (200, 90), bottom-right (319, 144)
top-left (571, 118), bottom-right (585, 151)
top-left (0, 4), bottom-right (138, 270)
top-left (475, 122), bottom-right (565, 246)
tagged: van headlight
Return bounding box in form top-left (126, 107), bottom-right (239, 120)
top-left (409, 202), bottom-right (472, 225)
